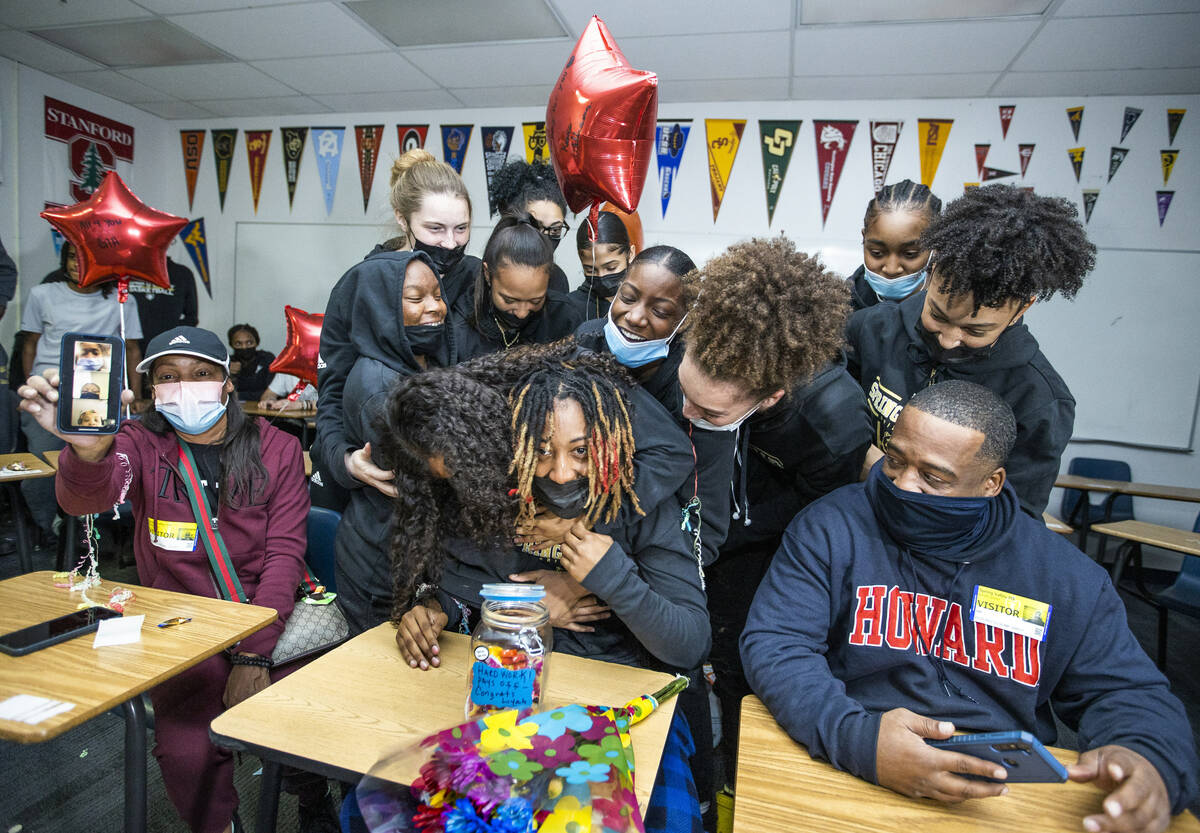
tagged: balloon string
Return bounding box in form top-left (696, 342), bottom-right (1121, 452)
top-left (118, 278), bottom-right (130, 420)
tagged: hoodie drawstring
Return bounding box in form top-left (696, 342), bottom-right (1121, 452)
top-left (730, 425), bottom-right (752, 527)
top-left (901, 550), bottom-right (978, 703)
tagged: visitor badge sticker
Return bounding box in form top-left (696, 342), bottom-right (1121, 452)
top-left (971, 585), bottom-right (1051, 642)
top-left (148, 518), bottom-right (198, 551)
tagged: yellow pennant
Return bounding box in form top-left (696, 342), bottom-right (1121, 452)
top-left (522, 121), bottom-right (547, 164)
top-left (1161, 149), bottom-right (1179, 185)
top-left (917, 119), bottom-right (953, 188)
top-left (705, 119), bottom-right (746, 221)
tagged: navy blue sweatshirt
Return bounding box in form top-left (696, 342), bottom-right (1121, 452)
top-left (846, 291), bottom-right (1074, 515)
top-left (741, 479), bottom-right (1198, 814)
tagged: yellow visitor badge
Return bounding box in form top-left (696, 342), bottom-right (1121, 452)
top-left (971, 585), bottom-right (1052, 642)
top-left (148, 518), bottom-right (199, 552)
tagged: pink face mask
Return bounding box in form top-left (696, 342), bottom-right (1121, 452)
top-left (154, 381), bottom-right (227, 434)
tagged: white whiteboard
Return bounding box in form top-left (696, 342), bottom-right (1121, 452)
top-left (1024, 247), bottom-right (1200, 450)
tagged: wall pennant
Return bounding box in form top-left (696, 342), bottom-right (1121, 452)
top-left (982, 166), bottom-right (1016, 181)
top-left (705, 119), bottom-right (746, 222)
top-left (1107, 147), bottom-right (1128, 183)
top-left (311, 126), bottom-right (345, 216)
top-left (1167, 108), bottom-right (1186, 145)
top-left (759, 120), bottom-right (800, 225)
top-left (1018, 143), bottom-right (1035, 178)
top-left (211, 128), bottom-right (237, 212)
top-left (180, 130), bottom-right (204, 211)
top-left (522, 121), bottom-right (548, 163)
top-left (813, 120), bottom-right (858, 228)
top-left (179, 217), bottom-right (211, 298)
top-left (1066, 107), bottom-right (1084, 141)
top-left (245, 129), bottom-right (271, 214)
top-left (1067, 147), bottom-right (1085, 182)
top-left (1156, 191), bottom-right (1174, 226)
top-left (397, 124), bottom-right (429, 154)
top-left (917, 118), bottom-right (952, 187)
top-left (999, 105), bottom-right (1015, 139)
top-left (354, 124), bottom-right (384, 213)
top-left (974, 144), bottom-right (990, 179)
top-left (656, 120), bottom-right (691, 218)
top-left (481, 126), bottom-right (515, 216)
top-left (869, 121), bottom-right (902, 196)
top-left (1161, 149), bottom-right (1179, 185)
top-left (1119, 107), bottom-right (1142, 143)
top-left (963, 183), bottom-right (980, 194)
top-left (441, 125), bottom-right (473, 175)
top-left (1082, 190), bottom-right (1099, 224)
top-left (280, 127), bottom-right (308, 210)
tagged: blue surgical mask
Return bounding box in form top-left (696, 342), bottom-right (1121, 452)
top-left (155, 380), bottom-right (227, 435)
top-left (862, 263), bottom-right (928, 301)
top-left (684, 396), bottom-right (759, 433)
top-left (603, 307), bottom-right (686, 369)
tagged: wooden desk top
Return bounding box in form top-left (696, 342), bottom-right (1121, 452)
top-left (734, 697), bottom-right (1200, 833)
top-left (242, 402), bottom-right (317, 420)
top-left (302, 451), bottom-right (312, 477)
top-left (1090, 520), bottom-right (1200, 557)
top-left (1119, 482), bottom-right (1200, 504)
top-left (1054, 474), bottom-right (1128, 493)
top-left (0, 572), bottom-right (277, 743)
top-left (211, 625), bottom-right (677, 812)
top-left (40, 449), bottom-right (60, 469)
top-left (0, 453), bottom-right (57, 482)
top-left (1042, 512), bottom-right (1073, 535)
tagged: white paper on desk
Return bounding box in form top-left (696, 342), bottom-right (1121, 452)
top-left (93, 614), bottom-right (144, 647)
top-left (0, 468), bottom-right (46, 477)
top-left (0, 694), bottom-right (76, 724)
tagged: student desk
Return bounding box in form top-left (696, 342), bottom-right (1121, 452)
top-left (210, 625), bottom-right (678, 833)
top-left (1054, 474), bottom-right (1128, 551)
top-left (303, 450), bottom-right (312, 477)
top-left (0, 572), bottom-right (277, 833)
top-left (242, 401), bottom-right (317, 446)
top-left (1042, 512), bottom-right (1073, 535)
top-left (1090, 519), bottom-right (1200, 584)
top-left (0, 452), bottom-right (58, 573)
top-left (733, 696), bottom-right (1200, 833)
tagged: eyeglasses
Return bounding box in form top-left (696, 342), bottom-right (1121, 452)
top-left (529, 217), bottom-right (570, 240)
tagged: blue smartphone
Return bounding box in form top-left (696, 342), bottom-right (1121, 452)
top-left (927, 730), bottom-right (1068, 783)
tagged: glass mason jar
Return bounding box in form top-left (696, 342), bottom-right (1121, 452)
top-left (465, 583), bottom-right (553, 719)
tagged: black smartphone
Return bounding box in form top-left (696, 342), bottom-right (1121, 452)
top-left (57, 332), bottom-right (125, 435)
top-left (0, 607), bottom-right (124, 656)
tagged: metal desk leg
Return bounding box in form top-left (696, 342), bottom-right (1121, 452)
top-left (60, 515), bottom-right (80, 572)
top-left (123, 695), bottom-right (148, 833)
top-left (8, 483), bottom-right (33, 573)
top-left (257, 758), bottom-right (283, 833)
top-left (1110, 541), bottom-right (1135, 586)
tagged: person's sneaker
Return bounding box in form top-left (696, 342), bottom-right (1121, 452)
top-left (298, 786), bottom-right (340, 833)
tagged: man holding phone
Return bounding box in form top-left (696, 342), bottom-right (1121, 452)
top-left (741, 381), bottom-right (1197, 833)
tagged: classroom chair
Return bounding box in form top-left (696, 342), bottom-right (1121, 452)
top-left (1142, 512), bottom-right (1200, 670)
top-left (305, 506), bottom-right (341, 594)
top-left (1060, 457), bottom-right (1134, 563)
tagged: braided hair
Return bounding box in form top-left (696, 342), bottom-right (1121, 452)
top-left (920, 184), bottom-right (1097, 311)
top-left (863, 178), bottom-right (942, 228)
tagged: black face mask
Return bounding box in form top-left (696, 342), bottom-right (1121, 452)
top-left (412, 238), bottom-right (466, 276)
top-left (584, 269), bottom-right (626, 299)
top-left (532, 475), bottom-right (590, 519)
top-left (404, 322), bottom-right (450, 367)
top-left (914, 319), bottom-right (995, 366)
top-left (494, 305), bottom-right (542, 333)
top-left (232, 347), bottom-right (256, 363)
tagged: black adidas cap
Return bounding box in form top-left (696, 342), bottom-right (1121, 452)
top-left (135, 326), bottom-right (230, 374)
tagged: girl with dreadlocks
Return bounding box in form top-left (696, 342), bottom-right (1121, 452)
top-left (847, 179), bottom-right (943, 311)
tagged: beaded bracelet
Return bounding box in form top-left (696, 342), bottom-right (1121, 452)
top-left (229, 653), bottom-right (273, 668)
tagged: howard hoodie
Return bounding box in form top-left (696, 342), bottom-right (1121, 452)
top-left (741, 476), bottom-right (1198, 814)
top-left (846, 291), bottom-right (1074, 515)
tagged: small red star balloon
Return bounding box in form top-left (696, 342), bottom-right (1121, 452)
top-left (269, 306), bottom-right (324, 392)
top-left (40, 171), bottom-right (187, 291)
top-left (546, 16), bottom-right (657, 229)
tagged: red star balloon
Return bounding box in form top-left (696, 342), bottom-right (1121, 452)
top-left (546, 16), bottom-right (657, 227)
top-left (40, 171), bottom-right (187, 291)
top-left (269, 306), bottom-right (324, 392)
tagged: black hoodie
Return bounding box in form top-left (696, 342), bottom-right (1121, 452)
top-left (450, 269), bottom-right (583, 360)
top-left (845, 291), bottom-right (1074, 516)
top-left (846, 264), bottom-right (883, 312)
top-left (332, 250), bottom-right (456, 623)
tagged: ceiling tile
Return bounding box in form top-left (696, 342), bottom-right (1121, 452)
top-left (191, 96), bottom-right (332, 117)
top-left (448, 85), bottom-right (552, 108)
top-left (1013, 14), bottom-right (1200, 71)
top-left (548, 0), bottom-right (791, 36)
top-left (131, 99), bottom-right (218, 119)
top-left (794, 19), bottom-right (1041, 75)
top-left (0, 0), bottom-right (151, 28)
top-left (168, 2), bottom-right (388, 61)
top-left (403, 40), bottom-right (569, 88)
top-left (799, 0), bottom-right (1048, 24)
top-left (254, 52), bottom-right (436, 95)
top-left (58, 69), bottom-right (172, 101)
top-left (346, 0), bottom-right (565, 46)
top-left (992, 68), bottom-right (1200, 96)
top-left (1055, 0), bottom-right (1200, 16)
top-left (32, 20), bottom-right (230, 68)
top-left (312, 89), bottom-right (465, 110)
top-left (659, 77), bottom-right (791, 103)
top-left (620, 31), bottom-right (791, 80)
top-left (790, 72), bottom-right (999, 99)
top-left (122, 62), bottom-right (297, 98)
top-left (0, 29), bottom-right (102, 72)
top-left (135, 0), bottom-right (323, 10)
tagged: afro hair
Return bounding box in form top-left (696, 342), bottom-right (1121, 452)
top-left (489, 159), bottom-right (566, 214)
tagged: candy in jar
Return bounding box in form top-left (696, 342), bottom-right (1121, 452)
top-left (466, 583), bottom-right (553, 719)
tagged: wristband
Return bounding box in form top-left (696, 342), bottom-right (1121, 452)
top-left (229, 653), bottom-right (273, 669)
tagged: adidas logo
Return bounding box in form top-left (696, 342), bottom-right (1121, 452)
top-left (168, 335), bottom-right (190, 345)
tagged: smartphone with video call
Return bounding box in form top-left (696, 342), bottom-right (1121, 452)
top-left (56, 332), bottom-right (125, 435)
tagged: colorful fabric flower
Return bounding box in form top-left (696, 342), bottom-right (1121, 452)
top-left (531, 706), bottom-right (595, 740)
top-left (579, 709), bottom-right (620, 741)
top-left (492, 797), bottom-right (535, 833)
top-left (527, 732), bottom-right (581, 768)
top-left (443, 798), bottom-right (492, 833)
top-left (487, 749), bottom-right (544, 781)
top-left (479, 711), bottom-right (539, 755)
top-left (593, 794), bottom-right (634, 831)
top-left (555, 759), bottom-right (611, 785)
top-left (578, 734), bottom-right (630, 775)
top-left (540, 795), bottom-right (592, 833)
